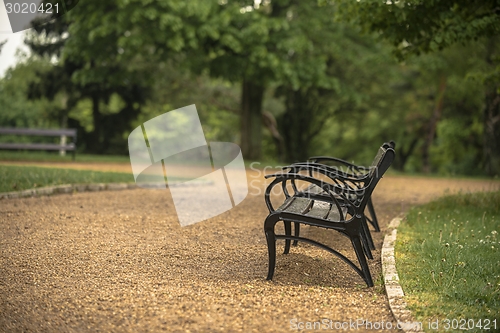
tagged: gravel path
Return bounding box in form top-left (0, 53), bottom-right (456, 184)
top-left (1, 164), bottom-right (498, 332)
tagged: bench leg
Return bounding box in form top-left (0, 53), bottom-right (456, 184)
top-left (264, 215), bottom-right (279, 280)
top-left (360, 227), bottom-right (374, 260)
top-left (361, 217), bottom-right (375, 252)
top-left (292, 222), bottom-right (300, 246)
top-left (351, 235), bottom-right (374, 287)
top-left (283, 221), bottom-right (292, 254)
top-left (366, 198), bottom-right (380, 232)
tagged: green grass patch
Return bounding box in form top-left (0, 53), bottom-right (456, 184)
top-left (396, 191), bottom-right (500, 332)
top-left (0, 151), bottom-right (130, 163)
top-left (0, 165), bottom-right (134, 192)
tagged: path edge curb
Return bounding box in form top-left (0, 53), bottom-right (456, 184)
top-left (382, 217), bottom-right (425, 333)
top-left (0, 183), bottom-right (138, 200)
top-left (0, 181), bottom-right (213, 200)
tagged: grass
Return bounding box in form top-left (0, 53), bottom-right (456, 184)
top-left (0, 165), bottom-right (134, 193)
top-left (396, 191), bottom-right (500, 332)
top-left (0, 151), bottom-right (130, 163)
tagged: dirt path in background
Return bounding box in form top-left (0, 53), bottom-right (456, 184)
top-left (1, 164), bottom-right (499, 332)
top-left (0, 161), bottom-right (133, 173)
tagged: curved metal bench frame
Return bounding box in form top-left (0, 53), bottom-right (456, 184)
top-left (263, 146), bottom-right (395, 287)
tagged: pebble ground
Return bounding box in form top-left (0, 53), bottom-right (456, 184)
top-left (1, 164), bottom-right (498, 332)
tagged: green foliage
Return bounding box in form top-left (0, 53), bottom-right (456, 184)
top-left (432, 117), bottom-right (483, 175)
top-left (332, 0), bottom-right (500, 60)
top-left (0, 56), bottom-right (60, 128)
top-left (330, 0), bottom-right (500, 176)
top-left (264, 2), bottom-right (400, 162)
top-left (0, 165), bottom-right (133, 192)
top-left (25, 0), bottom-right (157, 154)
top-left (3, 0), bottom-right (498, 176)
top-left (315, 38), bottom-right (498, 175)
top-left (397, 191), bottom-right (500, 325)
top-left (129, 60), bottom-right (241, 145)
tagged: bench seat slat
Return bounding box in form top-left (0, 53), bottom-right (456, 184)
top-left (279, 196), bottom-right (348, 222)
top-left (305, 184), bottom-right (324, 195)
top-left (306, 200), bottom-right (347, 221)
top-left (0, 143), bottom-right (75, 150)
top-left (0, 128), bottom-right (76, 136)
top-left (305, 201), bottom-right (331, 219)
top-left (278, 197), bottom-right (313, 214)
top-left (327, 207), bottom-right (345, 221)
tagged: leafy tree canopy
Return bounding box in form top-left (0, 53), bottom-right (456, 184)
top-left (329, 0), bottom-right (500, 59)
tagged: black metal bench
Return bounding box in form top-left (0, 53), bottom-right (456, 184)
top-left (0, 127), bottom-right (77, 160)
top-left (263, 145), bottom-right (395, 287)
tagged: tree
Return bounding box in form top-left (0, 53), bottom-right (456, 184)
top-left (191, 0), bottom-right (293, 160)
top-left (105, 0), bottom-right (346, 160)
top-left (0, 56), bottom-right (59, 129)
top-left (332, 0), bottom-right (500, 59)
top-left (333, 0), bottom-right (500, 175)
top-left (480, 37), bottom-right (500, 175)
top-left (26, 1), bottom-right (154, 153)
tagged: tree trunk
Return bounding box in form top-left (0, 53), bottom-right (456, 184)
top-left (422, 75), bottom-right (447, 173)
top-left (482, 37), bottom-right (500, 176)
top-left (280, 88), bottom-right (313, 163)
top-left (240, 80), bottom-right (264, 160)
top-left (90, 93), bottom-right (103, 154)
top-left (262, 111), bottom-right (285, 161)
top-left (483, 91), bottom-right (500, 176)
top-left (393, 136), bottom-right (418, 171)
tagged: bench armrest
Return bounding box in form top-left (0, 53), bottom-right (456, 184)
top-left (308, 156), bottom-right (369, 174)
top-left (283, 163), bottom-right (369, 183)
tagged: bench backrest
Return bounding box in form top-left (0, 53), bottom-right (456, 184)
top-left (0, 128), bottom-right (77, 137)
top-left (367, 142), bottom-right (394, 174)
top-left (363, 145), bottom-right (395, 205)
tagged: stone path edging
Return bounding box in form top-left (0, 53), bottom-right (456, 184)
top-left (382, 217), bottom-right (425, 333)
top-left (0, 183), bottom-right (137, 200)
top-left (0, 181), bottom-right (213, 200)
